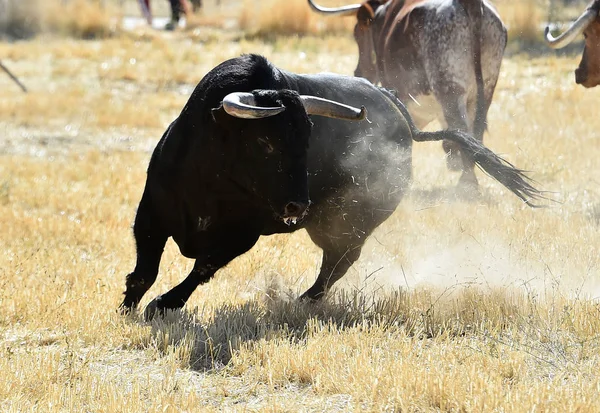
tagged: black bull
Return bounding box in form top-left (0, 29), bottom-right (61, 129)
top-left (119, 54), bottom-right (541, 318)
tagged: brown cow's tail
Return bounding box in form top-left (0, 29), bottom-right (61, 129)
top-left (460, 0), bottom-right (486, 142)
top-left (378, 87), bottom-right (545, 207)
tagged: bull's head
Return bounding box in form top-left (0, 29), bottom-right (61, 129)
top-left (307, 0), bottom-right (386, 83)
top-left (545, 0), bottom-right (600, 88)
top-left (212, 89), bottom-right (366, 225)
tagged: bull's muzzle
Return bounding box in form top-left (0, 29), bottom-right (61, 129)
top-left (282, 201), bottom-right (310, 225)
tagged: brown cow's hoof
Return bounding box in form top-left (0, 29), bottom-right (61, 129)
top-left (457, 174), bottom-right (480, 200)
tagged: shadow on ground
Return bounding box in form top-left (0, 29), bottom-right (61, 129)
top-left (134, 290), bottom-right (417, 372)
top-left (123, 184), bottom-right (531, 371)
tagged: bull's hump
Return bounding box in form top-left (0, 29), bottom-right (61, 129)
top-left (303, 72), bottom-right (373, 89)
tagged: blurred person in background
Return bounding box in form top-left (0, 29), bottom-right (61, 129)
top-left (165, 0), bottom-right (202, 30)
top-left (139, 0), bottom-right (202, 30)
top-left (138, 0), bottom-right (152, 25)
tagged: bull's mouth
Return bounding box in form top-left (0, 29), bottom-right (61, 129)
top-left (283, 216), bottom-right (300, 226)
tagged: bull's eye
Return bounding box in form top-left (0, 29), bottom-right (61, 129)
top-left (257, 137), bottom-right (274, 154)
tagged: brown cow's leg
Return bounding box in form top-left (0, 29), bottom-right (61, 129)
top-left (437, 92), bottom-right (478, 187)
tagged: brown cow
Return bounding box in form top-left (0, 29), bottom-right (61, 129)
top-left (545, 0), bottom-right (600, 88)
top-left (308, 0), bottom-right (507, 188)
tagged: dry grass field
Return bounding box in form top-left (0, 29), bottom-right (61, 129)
top-left (1, 0), bottom-right (600, 411)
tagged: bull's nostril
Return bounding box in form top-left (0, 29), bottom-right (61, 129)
top-left (284, 201), bottom-right (305, 217)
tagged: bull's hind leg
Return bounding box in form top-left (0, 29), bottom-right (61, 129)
top-left (120, 193), bottom-right (168, 313)
top-left (300, 230), bottom-right (364, 301)
top-left (144, 229), bottom-right (261, 319)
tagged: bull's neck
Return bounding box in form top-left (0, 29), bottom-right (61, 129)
top-left (275, 69), bottom-right (302, 92)
top-left (280, 71), bottom-right (323, 97)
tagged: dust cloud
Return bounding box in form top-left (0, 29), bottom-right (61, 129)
top-left (324, 102), bottom-right (599, 302)
top-left (348, 234), bottom-right (600, 302)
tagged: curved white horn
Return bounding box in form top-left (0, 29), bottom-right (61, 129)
top-left (222, 92), bottom-right (286, 119)
top-left (545, 8), bottom-right (597, 49)
top-left (307, 0), bottom-right (361, 17)
top-left (300, 95), bottom-right (367, 120)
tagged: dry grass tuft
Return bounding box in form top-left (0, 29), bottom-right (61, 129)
top-left (42, 0), bottom-right (119, 39)
top-left (239, 0), bottom-right (353, 37)
top-left (0, 0), bottom-right (118, 39)
top-left (495, 0), bottom-right (547, 48)
top-left (0, 0), bottom-right (42, 38)
top-left (184, 2), bottom-right (240, 31)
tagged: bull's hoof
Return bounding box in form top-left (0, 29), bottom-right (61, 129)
top-left (298, 288), bottom-right (325, 302)
top-left (118, 303), bottom-right (135, 316)
top-left (144, 296), bottom-right (164, 321)
top-left (298, 294), bottom-right (318, 303)
top-left (118, 295), bottom-right (139, 316)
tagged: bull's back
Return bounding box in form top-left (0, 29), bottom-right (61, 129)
top-left (291, 73), bottom-right (412, 141)
top-left (288, 73), bottom-right (414, 207)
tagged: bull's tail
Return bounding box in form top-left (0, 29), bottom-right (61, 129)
top-left (460, 0), bottom-right (486, 141)
top-left (379, 88), bottom-right (544, 207)
top-left (413, 129), bottom-right (543, 206)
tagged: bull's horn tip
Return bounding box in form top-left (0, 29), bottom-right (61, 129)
top-left (358, 106), bottom-right (367, 120)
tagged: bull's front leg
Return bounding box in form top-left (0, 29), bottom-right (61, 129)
top-left (144, 228), bottom-right (261, 320)
top-left (119, 192), bottom-right (168, 314)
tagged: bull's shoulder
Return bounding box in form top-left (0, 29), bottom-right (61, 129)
top-left (148, 119), bottom-right (187, 165)
top-left (311, 72), bottom-right (372, 83)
